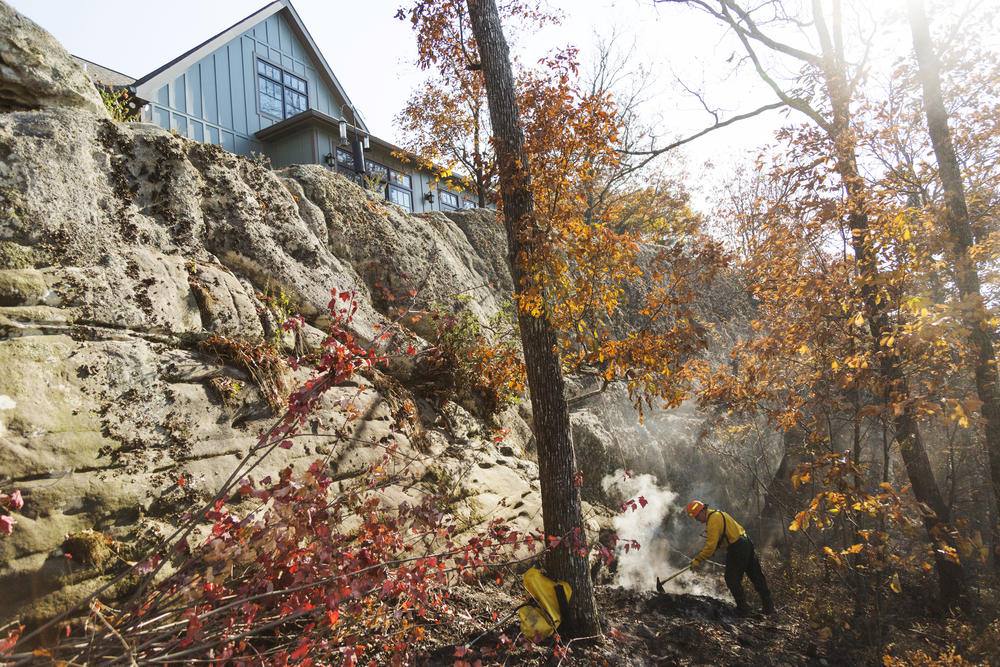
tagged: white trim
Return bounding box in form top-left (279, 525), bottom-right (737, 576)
top-left (132, 1), bottom-right (365, 133)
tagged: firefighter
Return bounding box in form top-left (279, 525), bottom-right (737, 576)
top-left (686, 500), bottom-right (775, 615)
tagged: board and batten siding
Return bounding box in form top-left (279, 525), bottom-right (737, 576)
top-left (141, 11), bottom-right (340, 159)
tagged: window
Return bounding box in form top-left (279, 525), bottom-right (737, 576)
top-left (365, 160), bottom-right (389, 182)
top-left (461, 199), bottom-right (477, 209)
top-left (388, 169), bottom-right (411, 188)
top-left (257, 60), bottom-right (308, 120)
top-left (386, 168), bottom-right (412, 211)
top-left (440, 191), bottom-right (459, 211)
top-left (336, 147), bottom-right (354, 167)
top-left (388, 184), bottom-right (412, 211)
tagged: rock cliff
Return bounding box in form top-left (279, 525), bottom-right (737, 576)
top-left (0, 2), bottom-right (588, 624)
top-left (0, 1), bottom-right (768, 628)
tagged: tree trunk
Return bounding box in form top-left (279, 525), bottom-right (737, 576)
top-left (811, 0), bottom-right (966, 606)
top-left (908, 0), bottom-right (1000, 571)
top-left (759, 429), bottom-right (799, 554)
top-left (465, 0), bottom-right (600, 637)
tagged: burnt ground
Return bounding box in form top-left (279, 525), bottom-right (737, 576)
top-left (421, 581), bottom-right (838, 666)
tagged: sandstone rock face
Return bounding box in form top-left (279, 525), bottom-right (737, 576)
top-left (0, 101), bottom-right (557, 623)
top-left (0, 2), bottom-right (107, 116)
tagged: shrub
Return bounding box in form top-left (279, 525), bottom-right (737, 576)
top-left (6, 290), bottom-right (537, 665)
top-left (427, 303), bottom-right (525, 418)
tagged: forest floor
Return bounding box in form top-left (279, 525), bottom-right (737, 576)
top-left (420, 579), bottom-right (838, 666)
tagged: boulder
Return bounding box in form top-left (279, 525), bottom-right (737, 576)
top-left (0, 2), bottom-right (107, 115)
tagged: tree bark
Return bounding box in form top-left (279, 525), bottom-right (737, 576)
top-left (759, 429), bottom-right (800, 554)
top-left (810, 0), bottom-right (967, 606)
top-left (465, 0), bottom-right (600, 637)
top-left (907, 0), bottom-right (1000, 570)
top-left (808, 0), bottom-right (966, 606)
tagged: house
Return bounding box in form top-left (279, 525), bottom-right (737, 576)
top-left (78, 1), bottom-right (478, 214)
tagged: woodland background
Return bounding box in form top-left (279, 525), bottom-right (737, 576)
top-left (2, 0), bottom-right (1000, 664)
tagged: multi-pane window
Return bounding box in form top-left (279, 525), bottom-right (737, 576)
top-left (365, 160), bottom-right (388, 183)
top-left (336, 147), bottom-right (354, 167)
top-left (439, 191), bottom-right (459, 211)
top-left (461, 199), bottom-right (476, 209)
top-left (333, 151), bottom-right (412, 211)
top-left (389, 169), bottom-right (411, 188)
top-left (386, 168), bottom-right (412, 211)
top-left (388, 185), bottom-right (412, 211)
top-left (257, 60), bottom-right (308, 120)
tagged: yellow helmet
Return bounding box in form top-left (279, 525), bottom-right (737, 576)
top-left (686, 500), bottom-right (705, 518)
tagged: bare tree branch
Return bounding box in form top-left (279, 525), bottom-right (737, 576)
top-left (623, 100), bottom-right (786, 165)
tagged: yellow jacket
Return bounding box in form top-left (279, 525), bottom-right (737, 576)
top-left (692, 510), bottom-right (745, 567)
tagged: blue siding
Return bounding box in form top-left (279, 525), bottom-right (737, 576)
top-left (140, 11), bottom-right (340, 162)
top-left (202, 59), bottom-right (218, 125)
top-left (215, 50), bottom-right (232, 129)
top-left (230, 41), bottom-right (247, 135)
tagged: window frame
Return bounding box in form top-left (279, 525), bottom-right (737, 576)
top-left (388, 184), bottom-right (413, 211)
top-left (439, 190), bottom-right (459, 211)
top-left (255, 57), bottom-right (309, 121)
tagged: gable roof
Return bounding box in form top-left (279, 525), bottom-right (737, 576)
top-left (73, 56), bottom-right (136, 87)
top-left (131, 0), bottom-right (367, 133)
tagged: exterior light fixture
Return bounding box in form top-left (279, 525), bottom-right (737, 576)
top-left (423, 192), bottom-right (434, 203)
top-left (338, 120), bottom-right (348, 144)
top-left (362, 135), bottom-right (370, 150)
top-left (323, 152), bottom-right (335, 168)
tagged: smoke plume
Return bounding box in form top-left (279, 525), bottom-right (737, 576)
top-left (601, 469), bottom-right (725, 597)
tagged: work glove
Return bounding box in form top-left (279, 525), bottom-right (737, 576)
top-left (690, 559), bottom-right (700, 570)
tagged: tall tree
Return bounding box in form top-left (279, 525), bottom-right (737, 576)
top-left (464, 0), bottom-right (600, 636)
top-left (660, 0), bottom-right (967, 606)
top-left (906, 0), bottom-right (1000, 561)
top-left (400, 0), bottom-right (723, 632)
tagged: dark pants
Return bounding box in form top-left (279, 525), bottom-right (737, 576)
top-left (725, 535), bottom-right (773, 612)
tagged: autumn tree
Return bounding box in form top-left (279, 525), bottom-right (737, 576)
top-left (463, 0), bottom-right (600, 636)
top-left (659, 0), bottom-right (968, 606)
top-left (905, 0), bottom-right (1000, 563)
top-left (576, 34), bottom-right (704, 242)
top-left (398, 0), bottom-right (727, 637)
top-left (396, 55), bottom-right (495, 205)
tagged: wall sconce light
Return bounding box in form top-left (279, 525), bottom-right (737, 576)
top-left (423, 192), bottom-right (434, 204)
top-left (338, 120), bottom-right (348, 144)
top-left (323, 152), bottom-right (335, 168)
top-left (362, 135), bottom-right (370, 150)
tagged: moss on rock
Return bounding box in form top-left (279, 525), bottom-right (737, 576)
top-left (0, 241), bottom-right (39, 270)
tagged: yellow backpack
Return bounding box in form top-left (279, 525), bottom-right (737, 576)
top-left (517, 567), bottom-right (572, 642)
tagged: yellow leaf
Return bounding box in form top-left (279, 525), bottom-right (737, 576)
top-left (890, 572), bottom-right (902, 594)
top-left (798, 344), bottom-right (810, 355)
top-left (853, 313), bottom-right (865, 327)
top-left (831, 360), bottom-right (839, 370)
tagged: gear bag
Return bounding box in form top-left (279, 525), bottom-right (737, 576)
top-left (517, 567), bottom-right (572, 642)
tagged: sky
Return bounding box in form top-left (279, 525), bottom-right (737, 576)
top-left (9, 0), bottom-right (788, 185)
